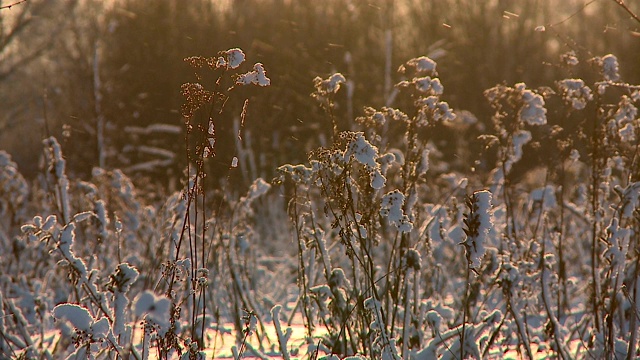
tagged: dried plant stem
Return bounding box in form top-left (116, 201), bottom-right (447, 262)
top-left (460, 267), bottom-right (470, 360)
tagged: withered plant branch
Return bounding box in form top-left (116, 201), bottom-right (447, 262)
top-left (612, 0), bottom-right (640, 24)
top-left (0, 0), bottom-right (27, 10)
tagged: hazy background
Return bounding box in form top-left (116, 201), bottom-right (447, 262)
top-left (1, 0), bottom-right (639, 192)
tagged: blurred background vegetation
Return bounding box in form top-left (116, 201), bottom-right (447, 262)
top-left (1, 0), bottom-right (639, 192)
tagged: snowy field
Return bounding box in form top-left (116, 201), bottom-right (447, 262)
top-left (2, 29), bottom-right (640, 360)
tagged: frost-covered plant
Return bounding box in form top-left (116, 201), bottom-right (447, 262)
top-left (461, 190), bottom-right (493, 270)
top-left (273, 48), bottom-right (640, 359)
top-left (278, 55), bottom-right (464, 357)
top-left (5, 39), bottom-right (640, 360)
top-left (0, 48), bottom-right (279, 360)
top-left (1, 137), bottom-right (159, 358)
top-left (52, 303), bottom-right (112, 358)
top-left (364, 297), bottom-right (400, 360)
top-left (482, 82), bottom-right (548, 244)
top-left (0, 151), bottom-right (29, 231)
top-left (557, 78), bottom-right (593, 111)
top-left (174, 47), bottom-right (274, 356)
top-left (312, 72), bottom-right (347, 140)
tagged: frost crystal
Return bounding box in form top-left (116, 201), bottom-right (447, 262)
top-left (372, 111), bottom-right (386, 125)
top-left (411, 56), bottom-right (437, 74)
top-left (512, 130), bottom-right (531, 160)
top-left (610, 96), bottom-right (638, 141)
top-left (519, 89), bottom-right (547, 125)
top-left (42, 215), bottom-right (57, 231)
top-left (0, 151), bottom-right (29, 213)
top-left (43, 137), bottom-right (70, 222)
top-left (329, 268), bottom-right (351, 290)
top-left (111, 263), bottom-right (139, 292)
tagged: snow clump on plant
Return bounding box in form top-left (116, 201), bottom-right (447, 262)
top-left (557, 78), bottom-right (593, 110)
top-left (602, 54), bottom-right (620, 81)
top-left (380, 190), bottom-right (412, 233)
top-left (344, 132), bottom-right (379, 168)
top-left (343, 132), bottom-right (387, 189)
top-left (215, 48), bottom-right (246, 69)
top-left (517, 83), bottom-right (547, 125)
top-left (53, 304), bottom-right (110, 339)
top-left (461, 190), bottom-right (493, 269)
top-left (607, 95), bottom-right (638, 142)
top-left (134, 290), bottom-right (172, 336)
top-left (313, 73), bottom-right (347, 94)
top-left (560, 50), bottom-right (579, 66)
top-left (399, 56), bottom-right (437, 76)
top-left (236, 62), bottom-right (271, 86)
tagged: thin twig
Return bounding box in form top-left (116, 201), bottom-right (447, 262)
top-left (0, 0), bottom-right (27, 10)
top-left (612, 0), bottom-right (640, 24)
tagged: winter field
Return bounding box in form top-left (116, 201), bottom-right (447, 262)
top-left (2, 1), bottom-right (640, 360)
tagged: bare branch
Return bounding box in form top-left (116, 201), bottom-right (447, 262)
top-left (0, 0), bottom-right (28, 11)
top-left (612, 0), bottom-right (640, 24)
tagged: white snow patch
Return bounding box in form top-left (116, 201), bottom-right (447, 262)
top-left (344, 132), bottom-right (379, 168)
top-left (519, 89), bottom-right (547, 125)
top-left (380, 190), bottom-right (413, 233)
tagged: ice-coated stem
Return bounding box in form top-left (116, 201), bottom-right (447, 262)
top-left (271, 305), bottom-right (291, 360)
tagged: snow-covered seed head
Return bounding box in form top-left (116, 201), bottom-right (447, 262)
top-left (602, 54), bottom-right (620, 81)
top-left (225, 48), bottom-right (245, 69)
top-left (557, 79), bottom-right (592, 110)
top-left (328, 267), bottom-right (351, 291)
top-left (399, 56), bottom-right (437, 76)
top-left (461, 190), bottom-right (493, 269)
top-left (519, 89), bottom-right (547, 125)
top-left (313, 73), bottom-right (347, 95)
top-left (403, 249), bottom-right (422, 271)
top-left (236, 63), bottom-right (271, 86)
top-left (343, 132), bottom-right (379, 168)
top-left (560, 51), bottom-right (579, 67)
top-left (380, 190), bottom-right (413, 233)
